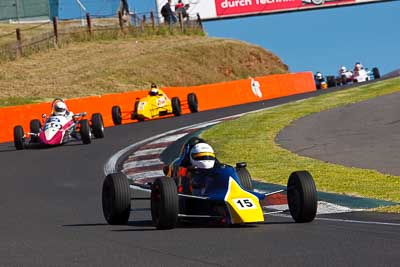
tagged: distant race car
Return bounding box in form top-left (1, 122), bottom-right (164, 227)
top-left (13, 98), bottom-right (105, 150)
top-left (314, 72), bottom-right (328, 90)
top-left (101, 138), bottom-right (318, 229)
top-left (352, 66), bottom-right (380, 83)
top-left (326, 66), bottom-right (380, 87)
top-left (111, 90), bottom-right (199, 125)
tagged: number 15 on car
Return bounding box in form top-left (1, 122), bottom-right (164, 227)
top-left (233, 198), bottom-right (257, 210)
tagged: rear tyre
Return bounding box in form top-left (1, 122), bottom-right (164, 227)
top-left (171, 97), bottom-right (181, 116)
top-left (372, 67), bottom-right (380, 79)
top-left (13, 125), bottom-right (25, 150)
top-left (111, 105), bottom-right (122, 125)
top-left (187, 93), bottom-right (198, 113)
top-left (151, 178), bottom-right (179, 229)
top-left (80, 119), bottom-right (92, 144)
top-left (91, 113), bottom-right (104, 139)
top-left (236, 165), bottom-right (253, 191)
top-left (287, 171), bottom-right (317, 223)
top-left (102, 173), bottom-right (131, 225)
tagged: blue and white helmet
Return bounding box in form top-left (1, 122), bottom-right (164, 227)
top-left (190, 143), bottom-right (216, 169)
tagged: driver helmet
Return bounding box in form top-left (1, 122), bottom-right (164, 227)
top-left (354, 62), bottom-right (362, 70)
top-left (340, 66), bottom-right (347, 72)
top-left (190, 143), bottom-right (216, 169)
top-left (54, 101), bottom-right (67, 116)
top-left (149, 83), bottom-right (159, 96)
top-left (315, 72), bottom-right (322, 79)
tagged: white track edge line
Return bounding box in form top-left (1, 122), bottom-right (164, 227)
top-left (273, 214), bottom-right (400, 227)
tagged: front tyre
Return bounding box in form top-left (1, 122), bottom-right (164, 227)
top-left (30, 119), bottom-right (42, 143)
top-left (80, 119), bottom-right (92, 144)
top-left (14, 125), bottom-right (25, 150)
top-left (111, 105), bottom-right (122, 125)
top-left (151, 178), bottom-right (179, 229)
top-left (30, 119), bottom-right (41, 134)
top-left (91, 113), bottom-right (104, 139)
top-left (236, 165), bottom-right (253, 191)
top-left (287, 171), bottom-right (317, 223)
top-left (102, 173), bottom-right (131, 225)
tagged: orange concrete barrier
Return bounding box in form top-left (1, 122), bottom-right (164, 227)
top-left (0, 72), bottom-right (315, 143)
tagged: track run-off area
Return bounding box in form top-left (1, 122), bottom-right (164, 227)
top-left (1, 84), bottom-right (399, 266)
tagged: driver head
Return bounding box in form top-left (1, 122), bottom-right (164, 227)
top-left (190, 143), bottom-right (216, 169)
top-left (149, 83), bottom-right (159, 96)
top-left (54, 101), bottom-right (67, 116)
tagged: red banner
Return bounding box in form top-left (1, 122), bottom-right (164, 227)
top-left (215, 0), bottom-right (303, 16)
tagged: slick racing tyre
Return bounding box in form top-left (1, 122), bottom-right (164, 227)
top-left (29, 119), bottom-right (41, 134)
top-left (102, 173), bottom-right (131, 225)
top-left (151, 178), bottom-right (179, 229)
top-left (287, 171), bottom-right (317, 223)
top-left (80, 119), bottom-right (92, 144)
top-left (13, 125), bottom-right (25, 150)
top-left (91, 113), bottom-right (104, 139)
top-left (131, 99), bottom-right (140, 120)
top-left (326, 76), bottom-right (336, 88)
top-left (372, 67), bottom-right (381, 79)
top-left (111, 105), bottom-right (122, 125)
top-left (235, 163), bottom-right (253, 191)
top-left (187, 93), bottom-right (198, 113)
top-left (172, 97), bottom-right (182, 116)
top-left (30, 119), bottom-right (42, 143)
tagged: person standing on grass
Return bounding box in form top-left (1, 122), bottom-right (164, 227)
top-left (161, 0), bottom-right (177, 25)
top-left (175, 0), bottom-right (184, 10)
top-left (175, 0), bottom-right (189, 19)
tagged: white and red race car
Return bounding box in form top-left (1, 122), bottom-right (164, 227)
top-left (13, 99), bottom-right (105, 150)
top-left (352, 64), bottom-right (380, 83)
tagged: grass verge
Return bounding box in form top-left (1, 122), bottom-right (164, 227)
top-left (0, 96), bottom-right (43, 106)
top-left (201, 77), bottom-right (400, 212)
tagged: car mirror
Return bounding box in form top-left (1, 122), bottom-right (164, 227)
top-left (236, 162), bottom-right (247, 168)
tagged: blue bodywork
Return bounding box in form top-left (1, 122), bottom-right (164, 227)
top-left (189, 164), bottom-right (265, 201)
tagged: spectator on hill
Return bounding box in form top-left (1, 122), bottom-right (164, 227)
top-left (161, 0), bottom-right (177, 25)
top-left (175, 1), bottom-right (190, 20)
top-left (175, 0), bottom-right (184, 10)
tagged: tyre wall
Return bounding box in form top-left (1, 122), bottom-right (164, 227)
top-left (0, 72), bottom-right (315, 143)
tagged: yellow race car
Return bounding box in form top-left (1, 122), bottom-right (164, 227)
top-left (111, 89), bottom-right (198, 125)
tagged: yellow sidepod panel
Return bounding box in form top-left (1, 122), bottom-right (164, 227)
top-left (224, 177), bottom-right (264, 224)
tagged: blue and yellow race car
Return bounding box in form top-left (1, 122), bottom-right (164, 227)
top-left (102, 138), bottom-right (318, 229)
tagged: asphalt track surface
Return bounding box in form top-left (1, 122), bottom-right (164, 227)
top-left (1, 87), bottom-right (399, 266)
top-left (277, 91), bottom-right (400, 176)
